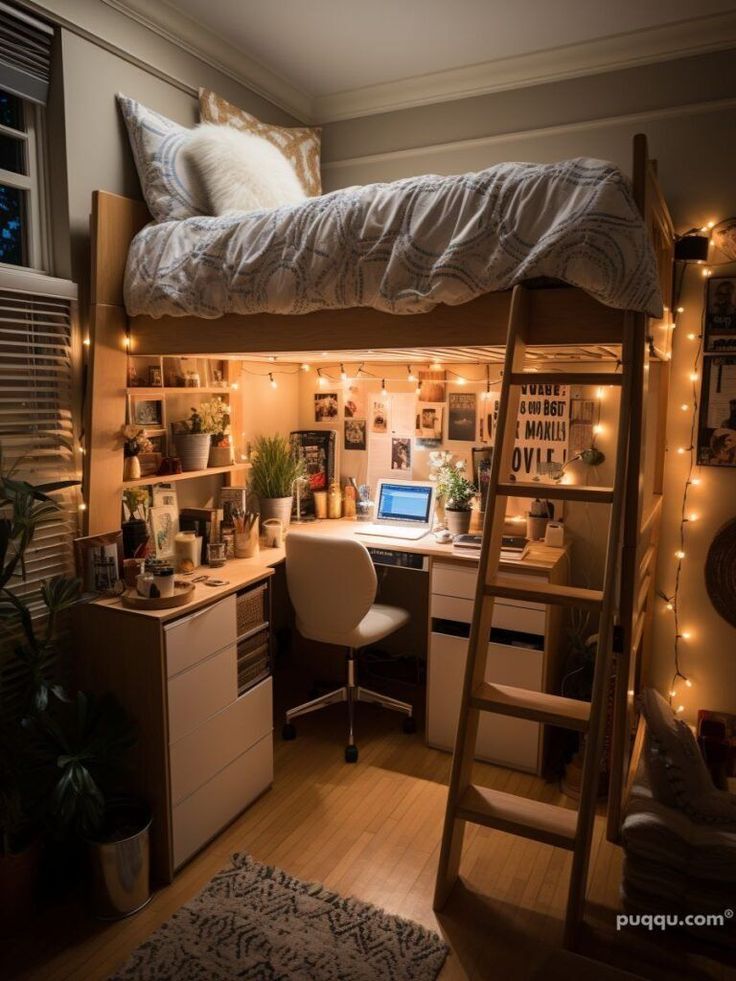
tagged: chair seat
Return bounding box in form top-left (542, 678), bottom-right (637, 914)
top-left (298, 603), bottom-right (410, 649)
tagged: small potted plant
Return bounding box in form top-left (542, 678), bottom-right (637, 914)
top-left (173, 408), bottom-right (211, 472)
top-left (433, 455), bottom-right (476, 535)
top-left (199, 396), bottom-right (233, 468)
top-left (249, 434), bottom-right (305, 528)
top-left (119, 424), bottom-right (152, 482)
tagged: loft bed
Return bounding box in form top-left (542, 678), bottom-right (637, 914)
top-left (85, 132), bottom-right (674, 845)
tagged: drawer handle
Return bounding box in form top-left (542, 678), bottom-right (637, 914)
top-left (166, 603), bottom-right (218, 630)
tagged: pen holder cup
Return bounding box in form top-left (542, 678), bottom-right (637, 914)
top-left (234, 518), bottom-right (259, 558)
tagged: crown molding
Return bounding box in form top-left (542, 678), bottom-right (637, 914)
top-left (99, 0), bottom-right (312, 122)
top-left (315, 12), bottom-right (736, 123)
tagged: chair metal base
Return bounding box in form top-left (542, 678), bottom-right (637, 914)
top-left (283, 649), bottom-right (414, 760)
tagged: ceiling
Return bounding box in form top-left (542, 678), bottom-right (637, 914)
top-left (112, 0), bottom-right (736, 121)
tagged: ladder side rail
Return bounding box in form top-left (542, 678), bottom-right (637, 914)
top-left (433, 284), bottom-right (530, 909)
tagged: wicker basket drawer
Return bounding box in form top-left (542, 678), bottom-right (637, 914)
top-left (236, 583), bottom-right (268, 638)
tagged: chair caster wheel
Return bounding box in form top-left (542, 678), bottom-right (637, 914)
top-left (282, 723), bottom-right (296, 741)
top-left (345, 744), bottom-right (358, 763)
top-left (402, 716), bottom-right (417, 734)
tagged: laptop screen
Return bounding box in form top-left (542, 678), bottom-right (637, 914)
top-left (376, 483), bottom-right (433, 524)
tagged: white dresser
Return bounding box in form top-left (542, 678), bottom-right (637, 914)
top-left (73, 567), bottom-right (274, 882)
top-left (427, 549), bottom-right (566, 774)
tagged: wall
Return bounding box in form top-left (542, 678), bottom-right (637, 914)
top-left (319, 49), bottom-right (736, 721)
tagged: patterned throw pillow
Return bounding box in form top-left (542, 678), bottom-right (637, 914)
top-left (117, 94), bottom-right (208, 222)
top-left (199, 88), bottom-right (322, 198)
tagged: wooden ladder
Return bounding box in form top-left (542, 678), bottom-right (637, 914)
top-left (433, 283), bottom-right (639, 947)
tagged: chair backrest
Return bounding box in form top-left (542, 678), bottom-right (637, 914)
top-left (285, 532), bottom-right (377, 643)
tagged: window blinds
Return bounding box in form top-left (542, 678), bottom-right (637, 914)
top-left (0, 281), bottom-right (80, 708)
top-left (0, 1), bottom-right (54, 105)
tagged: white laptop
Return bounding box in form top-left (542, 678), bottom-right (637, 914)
top-left (355, 480), bottom-right (436, 541)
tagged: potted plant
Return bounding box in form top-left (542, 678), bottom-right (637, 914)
top-left (0, 449), bottom-right (80, 916)
top-left (173, 408), bottom-right (211, 471)
top-left (118, 424), bottom-right (152, 482)
top-left (24, 691), bottom-right (151, 919)
top-left (433, 455), bottom-right (476, 535)
top-left (121, 488), bottom-right (150, 559)
top-left (199, 396), bottom-right (233, 468)
top-left (249, 434), bottom-right (305, 528)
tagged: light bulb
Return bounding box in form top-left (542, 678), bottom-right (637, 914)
top-left (687, 332), bottom-right (696, 341)
top-left (596, 387), bottom-right (605, 400)
top-left (666, 602), bottom-right (674, 611)
top-left (83, 337), bottom-right (91, 347)
top-left (122, 336), bottom-right (131, 348)
top-left (681, 631), bottom-right (691, 640)
top-left (677, 306), bottom-right (685, 314)
top-left (593, 424), bottom-right (604, 435)
top-left (269, 373), bottom-right (277, 389)
top-left (676, 705), bottom-right (685, 714)
top-left (407, 366), bottom-right (416, 382)
top-left (268, 355), bottom-right (277, 362)
top-left (670, 689), bottom-right (677, 698)
top-left (340, 363), bottom-right (348, 381)
top-left (688, 513), bottom-right (698, 522)
top-left (431, 362), bottom-right (442, 371)
top-left (675, 550), bottom-right (685, 559)
top-left (381, 379), bottom-right (387, 397)
top-left (689, 372), bottom-right (699, 382)
top-left (318, 374), bottom-right (326, 387)
top-left (691, 477), bottom-right (702, 486)
top-left (78, 502), bottom-right (87, 511)
top-left (230, 382), bottom-right (239, 390)
top-left (707, 220), bottom-right (716, 229)
top-left (301, 363), bottom-right (311, 372)
top-left (681, 403), bottom-right (689, 411)
top-left (685, 678), bottom-right (693, 688)
top-left (415, 385), bottom-right (421, 396)
top-left (677, 447), bottom-right (686, 455)
top-left (457, 376), bottom-right (466, 385)
top-left (702, 267), bottom-right (712, 277)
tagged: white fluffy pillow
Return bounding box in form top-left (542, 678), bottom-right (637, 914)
top-left (184, 123), bottom-right (306, 215)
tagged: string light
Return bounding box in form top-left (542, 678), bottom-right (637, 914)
top-left (83, 337), bottom-right (91, 347)
top-left (317, 369), bottom-right (326, 387)
top-left (407, 366), bottom-right (416, 382)
top-left (78, 502), bottom-right (87, 512)
top-left (340, 363), bottom-right (348, 381)
top-left (269, 372), bottom-right (278, 389)
top-left (674, 550), bottom-right (686, 560)
top-left (230, 381), bottom-right (239, 390)
top-left (381, 379), bottom-right (387, 397)
top-left (301, 363), bottom-right (311, 372)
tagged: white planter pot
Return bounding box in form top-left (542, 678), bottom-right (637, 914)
top-left (174, 432), bottom-right (211, 472)
top-left (445, 509), bottom-right (472, 536)
top-left (259, 496), bottom-right (293, 528)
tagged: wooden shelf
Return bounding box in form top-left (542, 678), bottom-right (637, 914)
top-left (126, 387), bottom-right (232, 395)
top-left (122, 463), bottom-right (250, 489)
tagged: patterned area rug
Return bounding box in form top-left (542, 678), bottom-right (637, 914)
top-left (111, 853), bottom-right (449, 980)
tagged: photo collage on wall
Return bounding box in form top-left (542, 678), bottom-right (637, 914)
top-left (698, 277), bottom-right (736, 466)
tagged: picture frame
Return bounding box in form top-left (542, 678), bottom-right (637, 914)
top-left (314, 392), bottom-right (339, 422)
top-left (697, 355), bottom-right (736, 466)
top-left (705, 276), bottom-right (736, 353)
top-left (472, 447), bottom-right (493, 511)
top-left (448, 392), bottom-right (477, 441)
top-left (291, 430), bottom-right (336, 516)
top-left (73, 531), bottom-right (123, 594)
top-left (152, 484), bottom-right (179, 510)
top-left (148, 364), bottom-right (163, 387)
top-left (149, 504), bottom-right (179, 559)
top-left (132, 397), bottom-right (163, 428)
top-left (344, 419), bottom-right (367, 451)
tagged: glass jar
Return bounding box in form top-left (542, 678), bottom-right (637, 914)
top-left (152, 565), bottom-right (175, 598)
top-left (327, 480), bottom-right (342, 519)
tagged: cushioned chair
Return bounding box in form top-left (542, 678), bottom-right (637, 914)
top-left (282, 532), bottom-right (415, 762)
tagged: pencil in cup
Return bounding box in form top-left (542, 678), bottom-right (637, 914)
top-left (234, 513), bottom-right (259, 558)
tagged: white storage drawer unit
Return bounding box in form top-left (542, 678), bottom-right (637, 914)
top-left (427, 561), bottom-right (551, 774)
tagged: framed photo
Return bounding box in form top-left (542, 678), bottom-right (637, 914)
top-left (344, 419), bottom-right (366, 451)
top-left (448, 392), bottom-right (477, 441)
top-left (152, 484), bottom-right (178, 510)
top-left (291, 430), bottom-right (336, 516)
top-left (314, 392), bottom-right (339, 422)
top-left (705, 276), bottom-right (736, 353)
top-left (472, 447), bottom-right (493, 511)
top-left (343, 383), bottom-right (365, 419)
top-left (132, 397), bottom-right (163, 428)
top-left (148, 365), bottom-right (163, 387)
top-left (220, 485), bottom-right (247, 513)
top-left (149, 504), bottom-right (179, 559)
top-left (138, 453), bottom-right (162, 477)
top-left (415, 402), bottom-right (443, 440)
top-left (73, 531), bottom-right (123, 594)
top-left (698, 356), bottom-right (736, 466)
top-left (391, 437), bottom-right (411, 472)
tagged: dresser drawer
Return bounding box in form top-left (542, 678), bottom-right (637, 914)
top-left (165, 594), bottom-right (237, 678)
top-left (173, 732), bottom-right (273, 869)
top-left (430, 593), bottom-right (545, 637)
top-left (170, 678), bottom-right (273, 805)
top-left (432, 561), bottom-right (478, 600)
top-left (167, 645), bottom-right (237, 743)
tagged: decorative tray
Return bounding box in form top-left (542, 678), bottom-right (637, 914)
top-left (120, 580), bottom-right (195, 610)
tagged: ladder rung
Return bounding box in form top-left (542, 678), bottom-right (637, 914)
top-left (497, 482), bottom-right (613, 504)
top-left (485, 576), bottom-right (603, 610)
top-left (510, 372), bottom-right (623, 387)
top-left (456, 784), bottom-right (577, 850)
top-left (471, 682), bottom-right (591, 731)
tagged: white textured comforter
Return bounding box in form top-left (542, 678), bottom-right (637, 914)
top-left (124, 158), bottom-right (663, 320)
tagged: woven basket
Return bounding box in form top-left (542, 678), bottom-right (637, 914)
top-left (237, 584), bottom-right (267, 637)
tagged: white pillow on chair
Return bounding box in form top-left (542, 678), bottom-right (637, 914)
top-left (184, 123), bottom-right (306, 215)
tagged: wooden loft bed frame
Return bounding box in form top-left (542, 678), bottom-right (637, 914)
top-left (86, 132), bottom-right (674, 843)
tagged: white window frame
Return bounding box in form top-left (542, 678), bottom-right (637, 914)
top-left (0, 95), bottom-right (50, 274)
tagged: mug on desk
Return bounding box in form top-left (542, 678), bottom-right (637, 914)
top-left (262, 518), bottom-right (284, 548)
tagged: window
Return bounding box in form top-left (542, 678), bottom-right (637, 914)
top-left (0, 1), bottom-right (54, 272)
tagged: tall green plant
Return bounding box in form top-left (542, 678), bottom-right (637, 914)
top-left (249, 435), bottom-right (305, 499)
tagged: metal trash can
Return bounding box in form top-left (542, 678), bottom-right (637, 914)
top-left (87, 799), bottom-right (152, 920)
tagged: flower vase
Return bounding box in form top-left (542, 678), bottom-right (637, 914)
top-left (123, 455), bottom-right (141, 481)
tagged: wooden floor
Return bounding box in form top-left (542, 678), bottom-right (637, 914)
top-left (5, 688), bottom-right (735, 981)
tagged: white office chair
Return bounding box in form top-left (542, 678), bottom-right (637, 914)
top-left (282, 532), bottom-right (416, 762)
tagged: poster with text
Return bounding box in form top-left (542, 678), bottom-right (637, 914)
top-left (698, 356), bottom-right (736, 466)
top-left (705, 277), bottom-right (736, 352)
top-left (448, 392), bottom-right (477, 441)
top-left (489, 382), bottom-right (570, 479)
